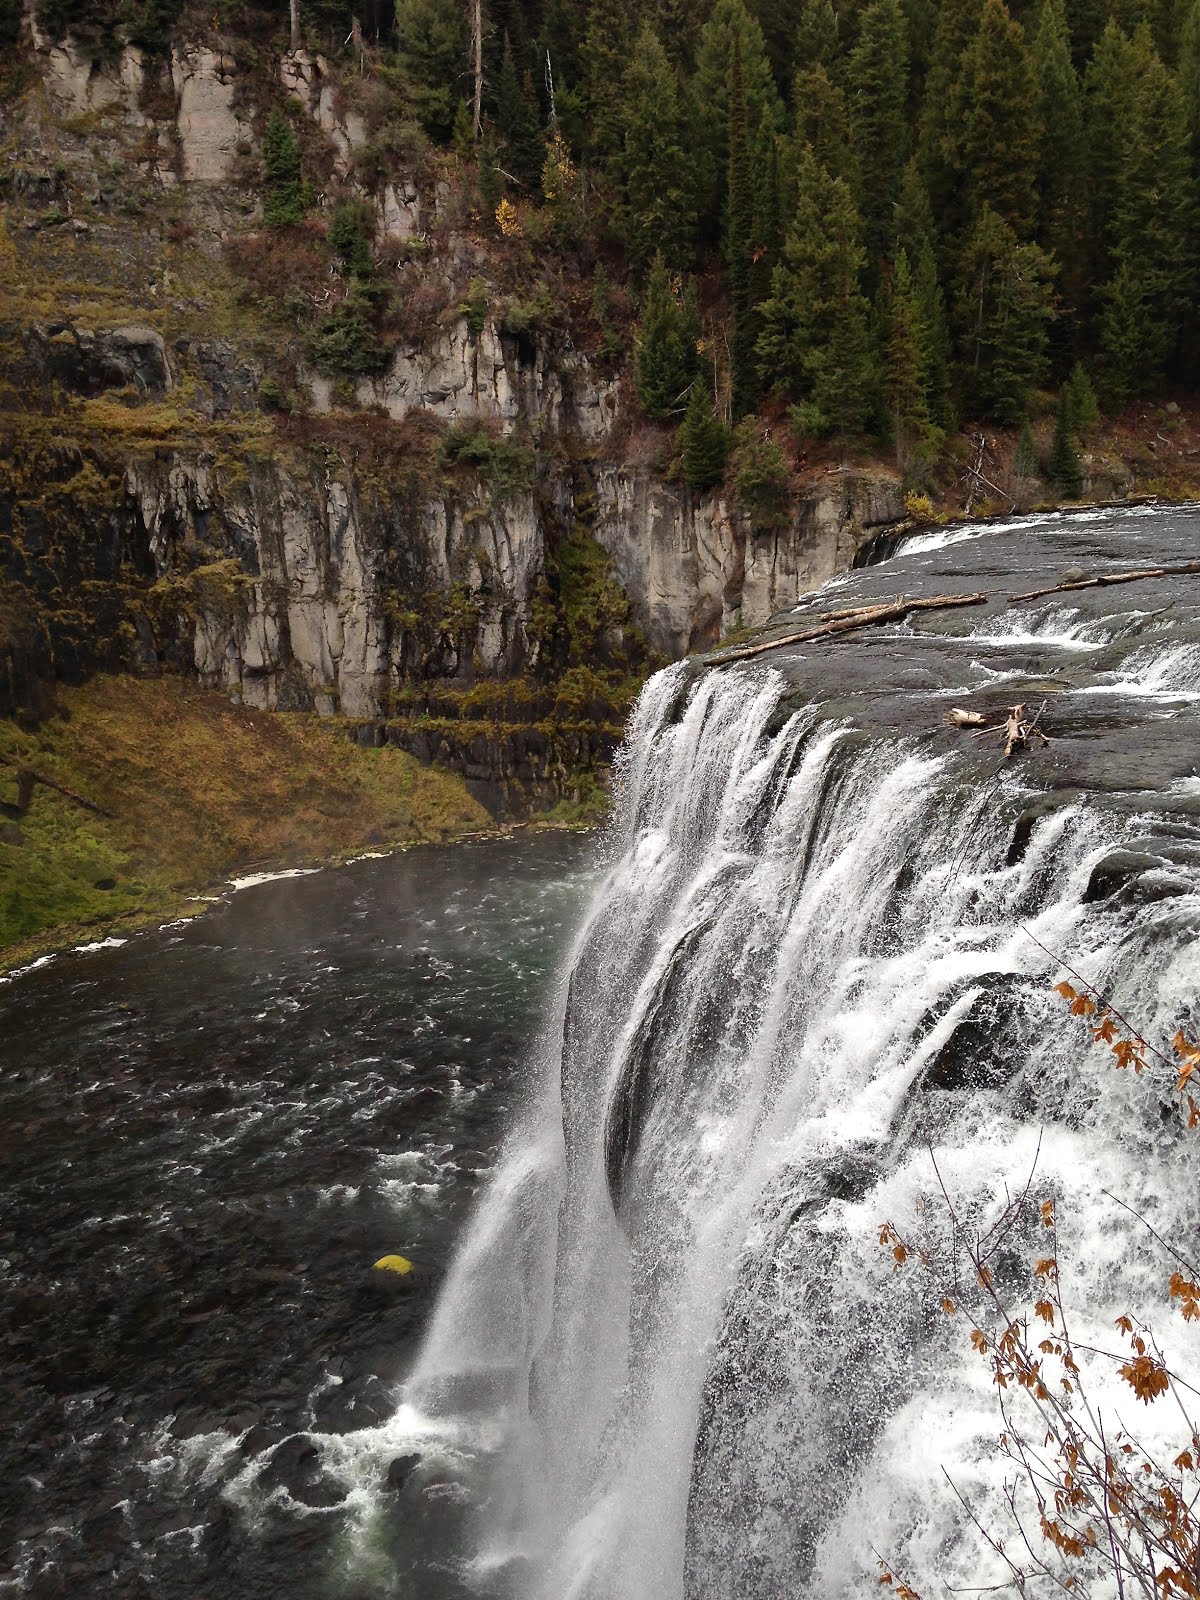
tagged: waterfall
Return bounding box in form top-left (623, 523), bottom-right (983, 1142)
top-left (360, 514), bottom-right (1200, 1600)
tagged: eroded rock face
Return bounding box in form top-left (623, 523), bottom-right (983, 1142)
top-left (37, 37), bottom-right (147, 122)
top-left (127, 456), bottom-right (545, 715)
top-left (26, 323), bottom-right (174, 400)
top-left (171, 47), bottom-right (251, 182)
top-left (592, 467), bottom-right (907, 656)
top-left (279, 48), bottom-right (366, 176)
top-left (357, 318), bottom-right (619, 441)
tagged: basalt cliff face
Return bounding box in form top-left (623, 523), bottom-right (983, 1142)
top-left (0, 28), bottom-right (910, 813)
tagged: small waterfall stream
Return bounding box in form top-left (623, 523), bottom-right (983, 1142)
top-left (350, 508), bottom-right (1200, 1599)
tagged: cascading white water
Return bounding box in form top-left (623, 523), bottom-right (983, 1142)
top-left (388, 646), bottom-right (1199, 1600)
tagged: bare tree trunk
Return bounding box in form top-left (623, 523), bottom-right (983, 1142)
top-left (471, 0), bottom-right (483, 141)
top-left (289, 0), bottom-right (301, 51)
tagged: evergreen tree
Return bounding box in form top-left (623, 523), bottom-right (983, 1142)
top-left (756, 148), bottom-right (875, 438)
top-left (917, 0), bottom-right (985, 245)
top-left (1049, 388), bottom-right (1083, 496)
top-left (913, 238), bottom-right (954, 426)
top-left (620, 24), bottom-right (698, 270)
top-left (793, 0), bottom-right (840, 66)
top-left (478, 128), bottom-right (505, 222)
top-left (1108, 48), bottom-right (1197, 380)
top-left (881, 249), bottom-right (941, 471)
top-left (1013, 418), bottom-right (1039, 480)
top-left (1097, 261), bottom-right (1162, 406)
top-left (952, 0), bottom-right (1041, 236)
top-left (633, 253), bottom-right (696, 419)
top-left (580, 0), bottom-right (636, 162)
top-left (495, 34), bottom-right (545, 187)
top-left (262, 111), bottom-right (308, 227)
top-left (328, 200), bottom-right (375, 280)
top-left (956, 206), bottom-right (1057, 422)
top-left (1033, 0), bottom-right (1085, 270)
top-left (1181, 0), bottom-right (1200, 152)
top-left (895, 164), bottom-right (953, 426)
top-left (690, 0), bottom-right (782, 239)
top-left (1082, 22), bottom-right (1144, 289)
top-left (848, 0), bottom-right (911, 271)
top-left (678, 381), bottom-right (730, 492)
top-left (727, 35), bottom-right (759, 416)
top-left (393, 0), bottom-right (469, 141)
top-left (1065, 0), bottom-right (1111, 65)
top-left (788, 68), bottom-right (861, 195)
top-left (1064, 361), bottom-right (1101, 433)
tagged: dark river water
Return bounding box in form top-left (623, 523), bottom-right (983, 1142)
top-left (0, 833), bottom-right (597, 1600)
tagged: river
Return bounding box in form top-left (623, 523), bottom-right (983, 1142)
top-left (4, 503), bottom-right (1200, 1600)
top-left (0, 835), bottom-right (597, 1599)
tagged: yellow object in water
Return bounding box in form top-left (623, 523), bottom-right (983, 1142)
top-left (373, 1254), bottom-right (415, 1275)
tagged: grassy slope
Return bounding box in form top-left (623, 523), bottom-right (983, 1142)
top-left (0, 674), bottom-right (493, 969)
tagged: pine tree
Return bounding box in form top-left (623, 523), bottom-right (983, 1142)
top-left (1082, 22), bottom-right (1145, 290)
top-left (262, 111), bottom-right (308, 226)
top-left (727, 34), bottom-right (759, 416)
top-left (756, 148), bottom-right (875, 438)
top-left (1097, 261), bottom-right (1162, 407)
top-left (495, 34), bottom-right (545, 187)
top-left (882, 250), bottom-right (941, 471)
top-left (792, 0), bottom-right (840, 66)
top-left (848, 0), bottom-right (911, 273)
top-left (1108, 49), bottom-right (1197, 381)
top-left (788, 67), bottom-right (861, 195)
top-left (917, 0), bottom-right (985, 245)
top-left (913, 238), bottom-right (954, 427)
top-left (580, 0), bottom-right (636, 163)
top-left (393, 0), bottom-right (470, 141)
top-left (678, 381), bottom-right (730, 492)
top-left (895, 165), bottom-right (953, 426)
top-left (478, 128), bottom-right (504, 223)
top-left (1064, 361), bottom-right (1101, 433)
top-left (952, 0), bottom-right (1041, 236)
top-left (1013, 418), bottom-right (1039, 480)
top-left (1181, 0), bottom-right (1200, 153)
top-left (633, 253), bottom-right (696, 419)
top-left (1033, 0), bottom-right (1085, 270)
top-left (690, 0), bottom-right (782, 239)
top-left (1065, 0), bottom-right (1110, 65)
top-left (956, 206), bottom-right (1057, 423)
top-left (620, 24), bottom-right (698, 270)
top-left (1049, 388), bottom-right (1083, 497)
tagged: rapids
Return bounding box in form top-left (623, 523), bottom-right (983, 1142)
top-left (376, 503), bottom-right (1200, 1599)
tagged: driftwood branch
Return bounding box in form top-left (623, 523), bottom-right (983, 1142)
top-left (1008, 561), bottom-right (1200, 604)
top-left (709, 592), bottom-right (990, 666)
top-left (0, 752), bottom-right (115, 818)
top-left (944, 701), bottom-right (1050, 758)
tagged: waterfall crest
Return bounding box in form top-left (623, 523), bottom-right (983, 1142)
top-left (387, 511), bottom-right (1200, 1600)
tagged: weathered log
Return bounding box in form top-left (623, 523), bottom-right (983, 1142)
top-left (0, 752), bottom-right (115, 818)
top-left (708, 591), bottom-right (990, 666)
top-left (946, 707), bottom-right (989, 728)
top-left (1008, 561), bottom-right (1200, 604)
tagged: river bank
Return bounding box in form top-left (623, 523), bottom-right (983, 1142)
top-left (0, 674), bottom-right (508, 973)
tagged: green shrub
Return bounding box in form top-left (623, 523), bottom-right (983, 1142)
top-left (437, 429), bottom-right (534, 497)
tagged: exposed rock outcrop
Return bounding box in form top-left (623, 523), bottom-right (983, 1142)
top-left (171, 46), bottom-right (252, 183)
top-left (592, 467), bottom-right (907, 656)
top-left (356, 318), bottom-right (619, 442)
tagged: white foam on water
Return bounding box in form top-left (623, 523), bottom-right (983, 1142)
top-left (341, 657), bottom-right (1200, 1600)
top-left (227, 867), bottom-right (322, 892)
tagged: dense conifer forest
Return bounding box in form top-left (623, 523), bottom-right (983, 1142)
top-left (7, 0), bottom-right (1200, 488)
